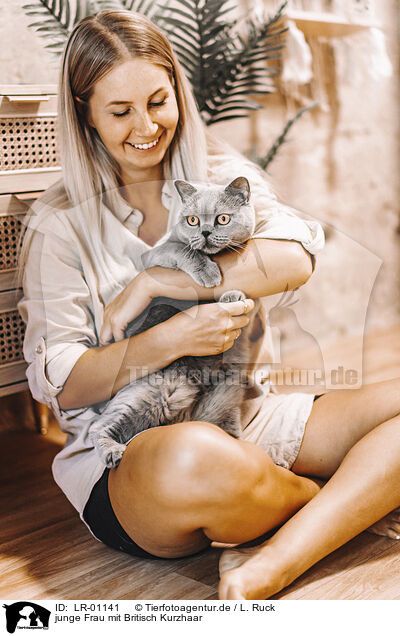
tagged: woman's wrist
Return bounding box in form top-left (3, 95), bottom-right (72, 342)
top-left (139, 266), bottom-right (212, 302)
top-left (122, 319), bottom-right (182, 384)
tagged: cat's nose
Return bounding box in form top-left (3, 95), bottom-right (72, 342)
top-left (202, 230), bottom-right (211, 238)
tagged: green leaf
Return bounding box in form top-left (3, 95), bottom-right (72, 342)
top-left (159, 17), bottom-right (200, 40)
top-left (24, 9), bottom-right (49, 17)
top-left (22, 2), bottom-right (46, 8)
top-left (173, 49), bottom-right (198, 72)
top-left (45, 40), bottom-right (66, 48)
top-left (168, 32), bottom-right (200, 57)
top-left (27, 20), bottom-right (54, 27)
top-left (160, 6), bottom-right (198, 27)
top-left (35, 24), bottom-right (65, 32)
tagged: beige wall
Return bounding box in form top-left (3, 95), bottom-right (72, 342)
top-left (212, 0), bottom-right (400, 350)
top-left (1, 0), bottom-right (399, 352)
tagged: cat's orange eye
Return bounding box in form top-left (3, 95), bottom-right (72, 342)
top-left (187, 216), bottom-right (199, 226)
top-left (216, 214), bottom-right (231, 225)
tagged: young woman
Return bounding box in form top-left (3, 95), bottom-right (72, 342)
top-left (18, 10), bottom-right (400, 600)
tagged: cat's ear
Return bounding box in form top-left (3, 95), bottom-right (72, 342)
top-left (225, 177), bottom-right (250, 203)
top-left (174, 180), bottom-right (198, 201)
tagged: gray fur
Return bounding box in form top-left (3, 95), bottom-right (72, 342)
top-left (141, 176), bottom-right (255, 286)
top-left (90, 177), bottom-right (256, 468)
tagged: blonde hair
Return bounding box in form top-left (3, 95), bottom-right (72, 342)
top-left (19, 9), bottom-right (209, 284)
top-left (60, 10), bottom-right (208, 201)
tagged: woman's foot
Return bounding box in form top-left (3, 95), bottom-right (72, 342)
top-left (217, 477), bottom-right (321, 599)
top-left (367, 507), bottom-right (400, 540)
top-left (218, 503), bottom-right (400, 600)
top-left (218, 542), bottom-right (293, 599)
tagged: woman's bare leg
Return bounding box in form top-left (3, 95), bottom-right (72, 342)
top-left (219, 378), bottom-right (400, 599)
top-left (108, 420), bottom-right (319, 558)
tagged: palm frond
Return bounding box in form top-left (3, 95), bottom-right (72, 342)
top-left (157, 0), bottom-right (287, 125)
top-left (122, 0), bottom-right (162, 19)
top-left (94, 0), bottom-right (127, 10)
top-left (253, 102), bottom-right (320, 171)
top-left (23, 0), bottom-right (99, 54)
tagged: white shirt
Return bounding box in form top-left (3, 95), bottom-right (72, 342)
top-left (18, 161), bottom-right (324, 519)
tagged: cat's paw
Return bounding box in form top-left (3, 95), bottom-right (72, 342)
top-left (218, 290), bottom-right (246, 303)
top-left (95, 438), bottom-right (127, 468)
top-left (192, 261), bottom-right (222, 287)
top-left (105, 445), bottom-right (126, 469)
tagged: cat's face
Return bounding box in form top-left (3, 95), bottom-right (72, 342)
top-left (173, 177), bottom-right (255, 254)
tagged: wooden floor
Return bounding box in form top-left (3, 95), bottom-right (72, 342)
top-left (1, 324), bottom-right (400, 600)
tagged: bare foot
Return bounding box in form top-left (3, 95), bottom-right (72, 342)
top-left (367, 507), bottom-right (400, 540)
top-left (218, 542), bottom-right (291, 600)
top-left (218, 477), bottom-right (321, 599)
top-left (218, 506), bottom-right (400, 599)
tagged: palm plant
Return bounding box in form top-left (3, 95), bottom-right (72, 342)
top-left (154, 0), bottom-right (287, 124)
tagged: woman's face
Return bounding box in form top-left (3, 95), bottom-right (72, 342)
top-left (86, 58), bottom-right (179, 183)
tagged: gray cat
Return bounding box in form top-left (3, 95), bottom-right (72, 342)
top-left (90, 176), bottom-right (256, 468)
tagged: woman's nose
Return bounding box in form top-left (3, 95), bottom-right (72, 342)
top-left (132, 110), bottom-right (158, 137)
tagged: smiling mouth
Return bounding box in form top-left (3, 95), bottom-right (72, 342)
top-left (127, 134), bottom-right (162, 151)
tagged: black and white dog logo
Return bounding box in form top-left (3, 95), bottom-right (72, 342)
top-left (3, 602), bottom-right (50, 633)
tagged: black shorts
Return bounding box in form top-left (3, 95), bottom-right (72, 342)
top-left (83, 468), bottom-right (159, 559)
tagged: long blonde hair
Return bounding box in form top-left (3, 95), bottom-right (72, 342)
top-left (60, 10), bottom-right (208, 203)
top-left (19, 9), bottom-right (209, 283)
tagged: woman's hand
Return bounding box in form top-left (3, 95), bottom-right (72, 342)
top-left (100, 264), bottom-right (255, 346)
top-left (100, 270), bottom-right (157, 344)
top-left (170, 297), bottom-right (255, 358)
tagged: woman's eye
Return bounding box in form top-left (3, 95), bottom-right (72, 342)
top-left (149, 99), bottom-right (166, 108)
top-left (113, 110), bottom-right (130, 118)
top-left (187, 216), bottom-right (199, 226)
top-left (216, 214), bottom-right (231, 225)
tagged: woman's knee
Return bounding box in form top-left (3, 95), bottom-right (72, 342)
top-left (118, 420), bottom-right (270, 508)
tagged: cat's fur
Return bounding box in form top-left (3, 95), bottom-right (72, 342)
top-left (90, 177), bottom-right (256, 468)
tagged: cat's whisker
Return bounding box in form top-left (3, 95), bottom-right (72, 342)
top-left (182, 244), bottom-right (193, 255)
top-left (226, 246), bottom-right (241, 255)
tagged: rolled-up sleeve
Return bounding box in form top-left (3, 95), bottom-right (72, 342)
top-left (209, 155), bottom-right (325, 259)
top-left (242, 167), bottom-right (325, 258)
top-left (17, 221), bottom-right (98, 415)
top-left (252, 195), bottom-right (325, 257)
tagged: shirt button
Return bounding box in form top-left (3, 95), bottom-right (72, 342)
top-left (35, 344), bottom-right (43, 354)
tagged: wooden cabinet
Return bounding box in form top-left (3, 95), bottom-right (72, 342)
top-left (0, 85), bottom-right (61, 431)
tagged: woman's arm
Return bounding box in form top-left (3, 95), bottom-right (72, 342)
top-left (156, 238), bottom-right (313, 300)
top-left (100, 238), bottom-right (313, 343)
top-left (58, 238), bottom-right (311, 410)
top-left (57, 319), bottom-right (180, 410)
top-left (58, 297), bottom-right (254, 410)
